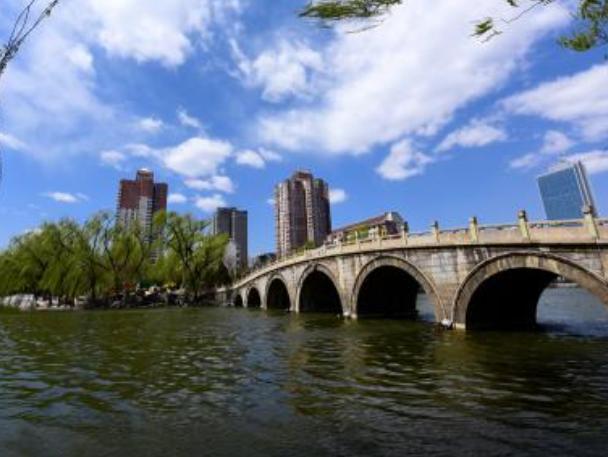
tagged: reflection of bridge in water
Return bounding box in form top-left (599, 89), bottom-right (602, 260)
top-left (218, 209), bottom-right (608, 331)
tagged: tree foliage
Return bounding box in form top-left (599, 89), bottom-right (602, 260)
top-left (301, 0), bottom-right (608, 52)
top-left (0, 211), bottom-right (230, 308)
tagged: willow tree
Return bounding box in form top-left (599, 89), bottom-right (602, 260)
top-left (155, 212), bottom-right (230, 303)
top-left (301, 0), bottom-right (608, 52)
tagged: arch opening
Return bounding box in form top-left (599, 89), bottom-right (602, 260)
top-left (466, 268), bottom-right (558, 330)
top-left (267, 278), bottom-right (290, 310)
top-left (356, 265), bottom-right (423, 319)
top-left (233, 294), bottom-right (243, 308)
top-left (299, 270), bottom-right (342, 314)
top-left (247, 288), bottom-right (261, 308)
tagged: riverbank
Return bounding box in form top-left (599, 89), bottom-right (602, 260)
top-left (0, 290), bottom-right (213, 312)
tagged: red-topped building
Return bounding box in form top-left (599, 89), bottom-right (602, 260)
top-left (117, 169), bottom-right (167, 234)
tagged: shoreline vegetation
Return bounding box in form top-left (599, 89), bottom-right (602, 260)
top-left (0, 211), bottom-right (232, 311)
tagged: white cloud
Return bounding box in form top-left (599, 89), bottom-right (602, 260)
top-left (177, 107), bottom-right (203, 130)
top-left (168, 193), bottom-right (188, 204)
top-left (43, 192), bottom-right (87, 204)
top-left (195, 194), bottom-right (227, 213)
top-left (436, 120), bottom-right (507, 152)
top-left (259, 148), bottom-right (282, 162)
top-left (231, 38), bottom-right (322, 102)
top-left (509, 130), bottom-right (575, 171)
top-left (100, 150), bottom-right (127, 169)
top-left (567, 150), bottom-right (608, 175)
top-left (86, 0), bottom-right (240, 67)
top-left (540, 130), bottom-right (574, 155)
top-left (509, 153), bottom-right (541, 171)
top-left (0, 132), bottom-right (27, 151)
top-left (0, 0), bottom-right (241, 160)
top-left (125, 143), bottom-right (157, 158)
top-left (503, 64), bottom-right (608, 141)
top-left (376, 139), bottom-right (434, 181)
top-left (235, 148), bottom-right (282, 169)
top-left (236, 149), bottom-right (265, 169)
top-left (329, 188), bottom-right (348, 204)
top-left (184, 175), bottom-right (235, 193)
top-left (258, 0), bottom-right (568, 155)
top-left (137, 117), bottom-right (164, 133)
top-left (163, 137), bottom-right (233, 178)
top-left (267, 197), bottom-right (275, 206)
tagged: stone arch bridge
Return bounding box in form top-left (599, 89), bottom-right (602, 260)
top-left (217, 211), bottom-right (608, 330)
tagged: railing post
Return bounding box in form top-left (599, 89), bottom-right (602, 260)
top-left (583, 205), bottom-right (599, 239)
top-left (402, 222), bottom-right (409, 246)
top-left (518, 210), bottom-right (531, 240)
top-left (468, 216), bottom-right (479, 243)
top-left (432, 221), bottom-right (440, 243)
top-left (355, 231), bottom-right (360, 249)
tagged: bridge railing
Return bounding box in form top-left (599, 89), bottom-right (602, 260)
top-left (235, 209), bottom-right (606, 287)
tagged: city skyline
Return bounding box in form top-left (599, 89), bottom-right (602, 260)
top-left (1, 0), bottom-right (608, 258)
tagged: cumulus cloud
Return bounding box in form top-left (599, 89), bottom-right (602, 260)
top-left (503, 64), bottom-right (608, 141)
top-left (509, 130), bottom-right (575, 171)
top-left (231, 38), bottom-right (322, 102)
top-left (137, 117), bottom-right (164, 133)
top-left (436, 120), bottom-right (507, 152)
top-left (236, 150), bottom-right (265, 168)
top-left (540, 130), bottom-right (574, 155)
top-left (567, 150), bottom-right (608, 175)
top-left (195, 194), bottom-right (227, 213)
top-left (184, 175), bottom-right (235, 193)
top-left (43, 192), bottom-right (88, 204)
top-left (100, 150), bottom-right (128, 169)
top-left (235, 148), bottom-right (282, 169)
top-left (168, 193), bottom-right (188, 204)
top-left (163, 137), bottom-right (233, 178)
top-left (177, 107), bottom-right (204, 130)
top-left (329, 188), bottom-right (348, 204)
top-left (86, 0), bottom-right (240, 67)
top-left (258, 0), bottom-right (568, 155)
top-left (376, 139), bottom-right (434, 181)
top-left (0, 0), bottom-right (241, 160)
top-left (509, 153), bottom-right (541, 171)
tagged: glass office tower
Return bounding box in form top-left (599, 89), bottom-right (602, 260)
top-left (537, 161), bottom-right (597, 220)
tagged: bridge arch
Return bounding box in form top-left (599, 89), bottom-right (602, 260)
top-left (246, 286), bottom-right (262, 309)
top-left (352, 256), bottom-right (442, 319)
top-left (453, 252), bottom-right (608, 330)
top-left (233, 293), bottom-right (244, 308)
top-left (296, 263), bottom-right (344, 315)
top-left (266, 274), bottom-right (292, 311)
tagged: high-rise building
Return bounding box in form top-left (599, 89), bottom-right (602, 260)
top-left (538, 161), bottom-right (597, 220)
top-left (275, 170), bottom-right (331, 257)
top-left (116, 169), bottom-right (168, 235)
top-left (212, 207), bottom-right (248, 270)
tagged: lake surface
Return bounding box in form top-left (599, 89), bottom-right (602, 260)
top-left (1, 288), bottom-right (607, 457)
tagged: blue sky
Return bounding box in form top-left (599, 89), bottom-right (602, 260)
top-left (1, 0), bottom-right (607, 256)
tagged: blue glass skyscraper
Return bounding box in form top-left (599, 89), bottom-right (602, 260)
top-left (537, 161), bottom-right (597, 220)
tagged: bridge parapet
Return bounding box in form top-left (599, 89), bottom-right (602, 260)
top-left (234, 213), bottom-right (607, 290)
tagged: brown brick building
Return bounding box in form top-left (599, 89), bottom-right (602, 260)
top-left (117, 169), bottom-right (167, 235)
top-left (275, 170), bottom-right (331, 257)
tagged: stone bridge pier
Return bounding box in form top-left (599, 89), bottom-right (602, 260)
top-left (220, 213), bottom-right (608, 331)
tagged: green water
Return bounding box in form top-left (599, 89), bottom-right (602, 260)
top-left (0, 288), bottom-right (607, 456)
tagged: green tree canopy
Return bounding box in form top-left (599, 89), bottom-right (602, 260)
top-left (301, 0), bottom-right (608, 52)
top-left (0, 211), bottom-right (231, 308)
